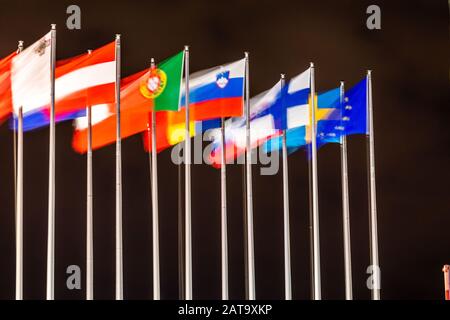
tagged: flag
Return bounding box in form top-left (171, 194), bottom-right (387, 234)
top-left (0, 51), bottom-right (17, 123)
top-left (180, 58), bottom-right (245, 121)
top-left (263, 87), bottom-right (341, 153)
top-left (9, 40), bottom-right (116, 131)
top-left (120, 51), bottom-right (184, 113)
top-left (72, 51), bottom-right (185, 153)
top-left (11, 31), bottom-right (52, 118)
top-left (314, 78), bottom-right (368, 148)
top-left (207, 81), bottom-right (283, 167)
top-left (208, 68), bottom-right (311, 167)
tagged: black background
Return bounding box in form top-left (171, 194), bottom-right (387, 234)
top-left (0, 0), bottom-right (448, 300)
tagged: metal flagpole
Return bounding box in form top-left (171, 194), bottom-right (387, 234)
top-left (220, 118), bottom-right (229, 300)
top-left (86, 50), bottom-right (94, 301)
top-left (309, 62), bottom-right (321, 300)
top-left (150, 58), bottom-right (161, 300)
top-left (178, 158), bottom-right (185, 299)
top-left (15, 40), bottom-right (24, 301)
top-left (46, 24), bottom-right (57, 300)
top-left (184, 45), bottom-right (192, 300)
top-left (115, 34), bottom-right (123, 300)
top-left (366, 70), bottom-right (380, 300)
top-left (280, 74), bottom-right (292, 300)
top-left (244, 52), bottom-right (255, 300)
top-left (242, 142), bottom-right (248, 299)
top-left (340, 81), bottom-right (353, 300)
top-left (16, 106), bottom-right (23, 300)
top-left (307, 145), bottom-right (314, 300)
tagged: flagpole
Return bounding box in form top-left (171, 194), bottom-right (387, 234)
top-left (184, 45), bottom-right (192, 300)
top-left (178, 157), bottom-right (185, 299)
top-left (16, 106), bottom-right (23, 300)
top-left (149, 58), bottom-right (161, 300)
top-left (46, 24), bottom-right (57, 300)
top-left (280, 74), bottom-right (292, 300)
top-left (115, 34), bottom-right (123, 301)
top-left (15, 40), bottom-right (24, 301)
top-left (309, 62), bottom-right (321, 300)
top-left (340, 81), bottom-right (353, 300)
top-left (366, 70), bottom-right (381, 300)
top-left (220, 117), bottom-right (229, 300)
top-left (244, 52), bottom-right (256, 300)
top-left (85, 50), bottom-right (94, 301)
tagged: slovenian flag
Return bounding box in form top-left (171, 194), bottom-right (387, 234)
top-left (180, 58), bottom-right (245, 121)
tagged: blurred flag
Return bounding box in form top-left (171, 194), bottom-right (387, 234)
top-left (9, 41), bottom-right (116, 131)
top-left (208, 68), bottom-right (315, 167)
top-left (207, 80), bottom-right (283, 167)
top-left (11, 32), bottom-right (52, 119)
top-left (0, 51), bottom-right (17, 123)
top-left (180, 58), bottom-right (245, 121)
top-left (72, 51), bottom-right (185, 153)
top-left (264, 87), bottom-right (341, 153)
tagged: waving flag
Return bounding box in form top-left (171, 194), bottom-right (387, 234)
top-left (181, 58), bottom-right (245, 121)
top-left (313, 78), bottom-right (368, 149)
top-left (72, 51), bottom-right (184, 153)
top-left (0, 51), bottom-right (17, 123)
top-left (264, 87), bottom-right (340, 153)
top-left (207, 80), bottom-right (283, 167)
top-left (11, 32), bottom-right (52, 118)
top-left (9, 40), bottom-right (116, 131)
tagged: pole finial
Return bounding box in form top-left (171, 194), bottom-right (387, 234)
top-left (281, 73), bottom-right (285, 80)
top-left (367, 70), bottom-right (372, 76)
top-left (340, 80), bottom-right (345, 86)
top-left (18, 41), bottom-right (24, 51)
top-left (51, 24), bottom-right (56, 30)
top-left (87, 49), bottom-right (92, 55)
top-left (116, 34), bottom-right (121, 40)
top-left (184, 45), bottom-right (189, 52)
top-left (310, 62), bottom-right (314, 68)
top-left (244, 51), bottom-right (249, 58)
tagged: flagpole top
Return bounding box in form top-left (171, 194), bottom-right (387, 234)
top-left (18, 40), bottom-right (24, 49)
top-left (310, 62), bottom-right (314, 68)
top-left (281, 73), bottom-right (285, 80)
top-left (244, 52), bottom-right (249, 58)
top-left (184, 45), bottom-right (189, 52)
top-left (87, 49), bottom-right (92, 55)
top-left (367, 70), bottom-right (372, 76)
top-left (51, 24), bottom-right (56, 30)
top-left (340, 80), bottom-right (345, 86)
top-left (150, 58), bottom-right (155, 68)
top-left (116, 34), bottom-right (121, 40)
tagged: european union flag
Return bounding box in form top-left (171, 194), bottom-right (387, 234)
top-left (317, 78), bottom-right (368, 149)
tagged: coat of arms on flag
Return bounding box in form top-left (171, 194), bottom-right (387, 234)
top-left (140, 67), bottom-right (167, 99)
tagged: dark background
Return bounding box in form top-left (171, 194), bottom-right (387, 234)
top-left (0, 0), bottom-right (448, 300)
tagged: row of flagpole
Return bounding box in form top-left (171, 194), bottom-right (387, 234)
top-left (10, 25), bottom-right (379, 300)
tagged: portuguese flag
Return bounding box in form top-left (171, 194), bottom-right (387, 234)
top-left (72, 51), bottom-right (184, 153)
top-left (120, 51), bottom-right (184, 114)
top-left (141, 51), bottom-right (184, 111)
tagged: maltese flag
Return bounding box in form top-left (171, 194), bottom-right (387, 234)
top-left (10, 32), bottom-right (116, 130)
